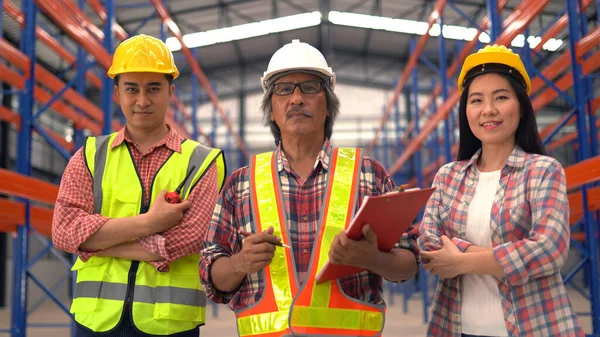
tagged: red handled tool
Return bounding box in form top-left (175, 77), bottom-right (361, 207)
top-left (165, 165), bottom-right (196, 204)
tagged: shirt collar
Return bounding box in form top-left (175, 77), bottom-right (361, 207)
top-left (463, 145), bottom-right (527, 171)
top-left (275, 139), bottom-right (332, 173)
top-left (111, 124), bottom-right (184, 153)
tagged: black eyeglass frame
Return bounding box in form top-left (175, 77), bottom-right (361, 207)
top-left (272, 80), bottom-right (324, 96)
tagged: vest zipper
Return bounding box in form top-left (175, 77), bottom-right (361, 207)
top-left (124, 145), bottom-right (146, 311)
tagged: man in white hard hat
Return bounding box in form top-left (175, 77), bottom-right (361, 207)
top-left (200, 39), bottom-right (419, 337)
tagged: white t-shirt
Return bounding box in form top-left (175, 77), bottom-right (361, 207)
top-left (461, 169), bottom-right (509, 336)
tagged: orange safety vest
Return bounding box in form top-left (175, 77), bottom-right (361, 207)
top-left (236, 148), bottom-right (385, 337)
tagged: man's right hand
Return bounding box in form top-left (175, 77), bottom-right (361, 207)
top-left (144, 190), bottom-right (191, 233)
top-left (232, 226), bottom-right (281, 274)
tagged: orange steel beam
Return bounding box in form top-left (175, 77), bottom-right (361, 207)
top-left (0, 200), bottom-right (54, 236)
top-left (85, 0), bottom-right (128, 41)
top-left (568, 186), bottom-right (600, 224)
top-left (0, 39), bottom-right (104, 123)
top-left (0, 44), bottom-right (102, 134)
top-left (564, 156), bottom-right (600, 191)
top-left (394, 0), bottom-right (510, 145)
top-left (149, 0), bottom-right (249, 158)
top-left (0, 106), bottom-right (21, 129)
top-left (547, 105), bottom-right (600, 151)
top-left (3, 0), bottom-right (103, 89)
top-left (34, 86), bottom-right (101, 134)
top-left (367, 0), bottom-right (448, 153)
top-left (533, 0), bottom-right (593, 54)
top-left (0, 168), bottom-right (59, 205)
top-left (43, 126), bottom-right (76, 153)
top-left (533, 49), bottom-right (600, 112)
top-left (531, 27), bottom-right (600, 97)
top-left (57, 0), bottom-right (105, 43)
top-left (0, 199), bottom-right (25, 225)
top-left (35, 0), bottom-right (112, 69)
top-left (389, 0), bottom-right (551, 175)
top-left (0, 62), bottom-right (25, 89)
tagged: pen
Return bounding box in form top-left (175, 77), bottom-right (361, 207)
top-left (238, 229), bottom-right (291, 249)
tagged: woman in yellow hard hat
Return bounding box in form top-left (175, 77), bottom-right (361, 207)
top-left (417, 45), bottom-right (584, 337)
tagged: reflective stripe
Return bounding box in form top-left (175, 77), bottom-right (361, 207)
top-left (133, 285), bottom-right (207, 307)
top-left (312, 148), bottom-right (359, 308)
top-left (237, 310), bottom-right (289, 336)
top-left (74, 281), bottom-right (127, 301)
top-left (290, 306), bottom-right (383, 331)
top-left (254, 153), bottom-right (294, 311)
top-left (181, 144), bottom-right (213, 198)
top-left (74, 281), bottom-right (206, 307)
top-left (92, 135), bottom-right (111, 214)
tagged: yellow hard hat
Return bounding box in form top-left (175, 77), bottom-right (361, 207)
top-left (107, 34), bottom-right (179, 79)
top-left (457, 44), bottom-right (531, 95)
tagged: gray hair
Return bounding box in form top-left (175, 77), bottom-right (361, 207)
top-left (260, 75), bottom-right (340, 146)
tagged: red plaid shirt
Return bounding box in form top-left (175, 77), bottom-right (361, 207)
top-left (52, 125), bottom-right (218, 271)
top-left (200, 140), bottom-right (419, 311)
top-left (419, 147), bottom-right (584, 337)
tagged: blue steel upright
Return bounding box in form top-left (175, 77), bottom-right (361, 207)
top-left (11, 0), bottom-right (36, 336)
top-left (438, 14), bottom-right (452, 163)
top-left (567, 0), bottom-right (600, 335)
top-left (101, 0), bottom-right (115, 135)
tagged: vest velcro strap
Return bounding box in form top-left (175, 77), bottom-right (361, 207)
top-left (74, 281), bottom-right (206, 307)
top-left (291, 306), bottom-right (383, 331)
top-left (237, 310), bottom-right (289, 336)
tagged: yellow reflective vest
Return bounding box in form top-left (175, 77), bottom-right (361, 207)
top-left (70, 132), bottom-right (226, 335)
top-left (235, 148), bottom-right (385, 337)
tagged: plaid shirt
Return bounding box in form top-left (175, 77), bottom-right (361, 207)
top-left (418, 146), bottom-right (584, 337)
top-left (200, 140), bottom-right (419, 311)
top-left (52, 125), bottom-right (219, 271)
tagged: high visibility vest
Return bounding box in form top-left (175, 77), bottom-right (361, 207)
top-left (70, 132), bottom-right (226, 335)
top-left (236, 148), bottom-right (385, 337)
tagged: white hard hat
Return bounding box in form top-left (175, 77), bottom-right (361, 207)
top-left (261, 39), bottom-right (336, 92)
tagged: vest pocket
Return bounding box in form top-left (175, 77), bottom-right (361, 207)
top-left (107, 186), bottom-right (142, 215)
top-left (70, 257), bottom-right (111, 313)
top-left (152, 268), bottom-right (205, 323)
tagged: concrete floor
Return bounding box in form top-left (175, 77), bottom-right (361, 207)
top-left (0, 288), bottom-right (593, 337)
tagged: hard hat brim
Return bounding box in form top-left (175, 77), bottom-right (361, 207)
top-left (107, 67), bottom-right (180, 80)
top-left (458, 51), bottom-right (531, 95)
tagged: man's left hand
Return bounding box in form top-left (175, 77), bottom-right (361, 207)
top-left (421, 235), bottom-right (463, 279)
top-left (328, 224), bottom-right (379, 269)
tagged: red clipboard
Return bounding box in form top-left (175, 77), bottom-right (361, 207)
top-left (315, 187), bottom-right (436, 284)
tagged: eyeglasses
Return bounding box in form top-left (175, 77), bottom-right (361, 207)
top-left (273, 80), bottom-right (323, 96)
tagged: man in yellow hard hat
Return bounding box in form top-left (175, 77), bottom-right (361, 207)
top-left (52, 34), bottom-right (226, 336)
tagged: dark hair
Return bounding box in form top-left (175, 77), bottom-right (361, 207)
top-left (113, 74), bottom-right (174, 87)
top-left (260, 79), bottom-right (340, 146)
top-left (457, 73), bottom-right (546, 161)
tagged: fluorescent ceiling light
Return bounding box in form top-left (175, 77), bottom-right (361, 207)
top-left (166, 11), bottom-right (321, 51)
top-left (166, 10), bottom-right (562, 52)
top-left (329, 11), bottom-right (563, 52)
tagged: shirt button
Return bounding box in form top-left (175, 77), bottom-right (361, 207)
top-left (461, 201), bottom-right (469, 206)
top-left (302, 249), bottom-right (309, 254)
top-left (302, 216), bottom-right (308, 221)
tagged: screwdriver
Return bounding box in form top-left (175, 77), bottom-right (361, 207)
top-left (165, 165), bottom-right (196, 204)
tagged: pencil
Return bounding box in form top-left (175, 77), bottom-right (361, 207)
top-left (273, 241), bottom-right (291, 249)
top-left (238, 229), bottom-right (291, 249)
